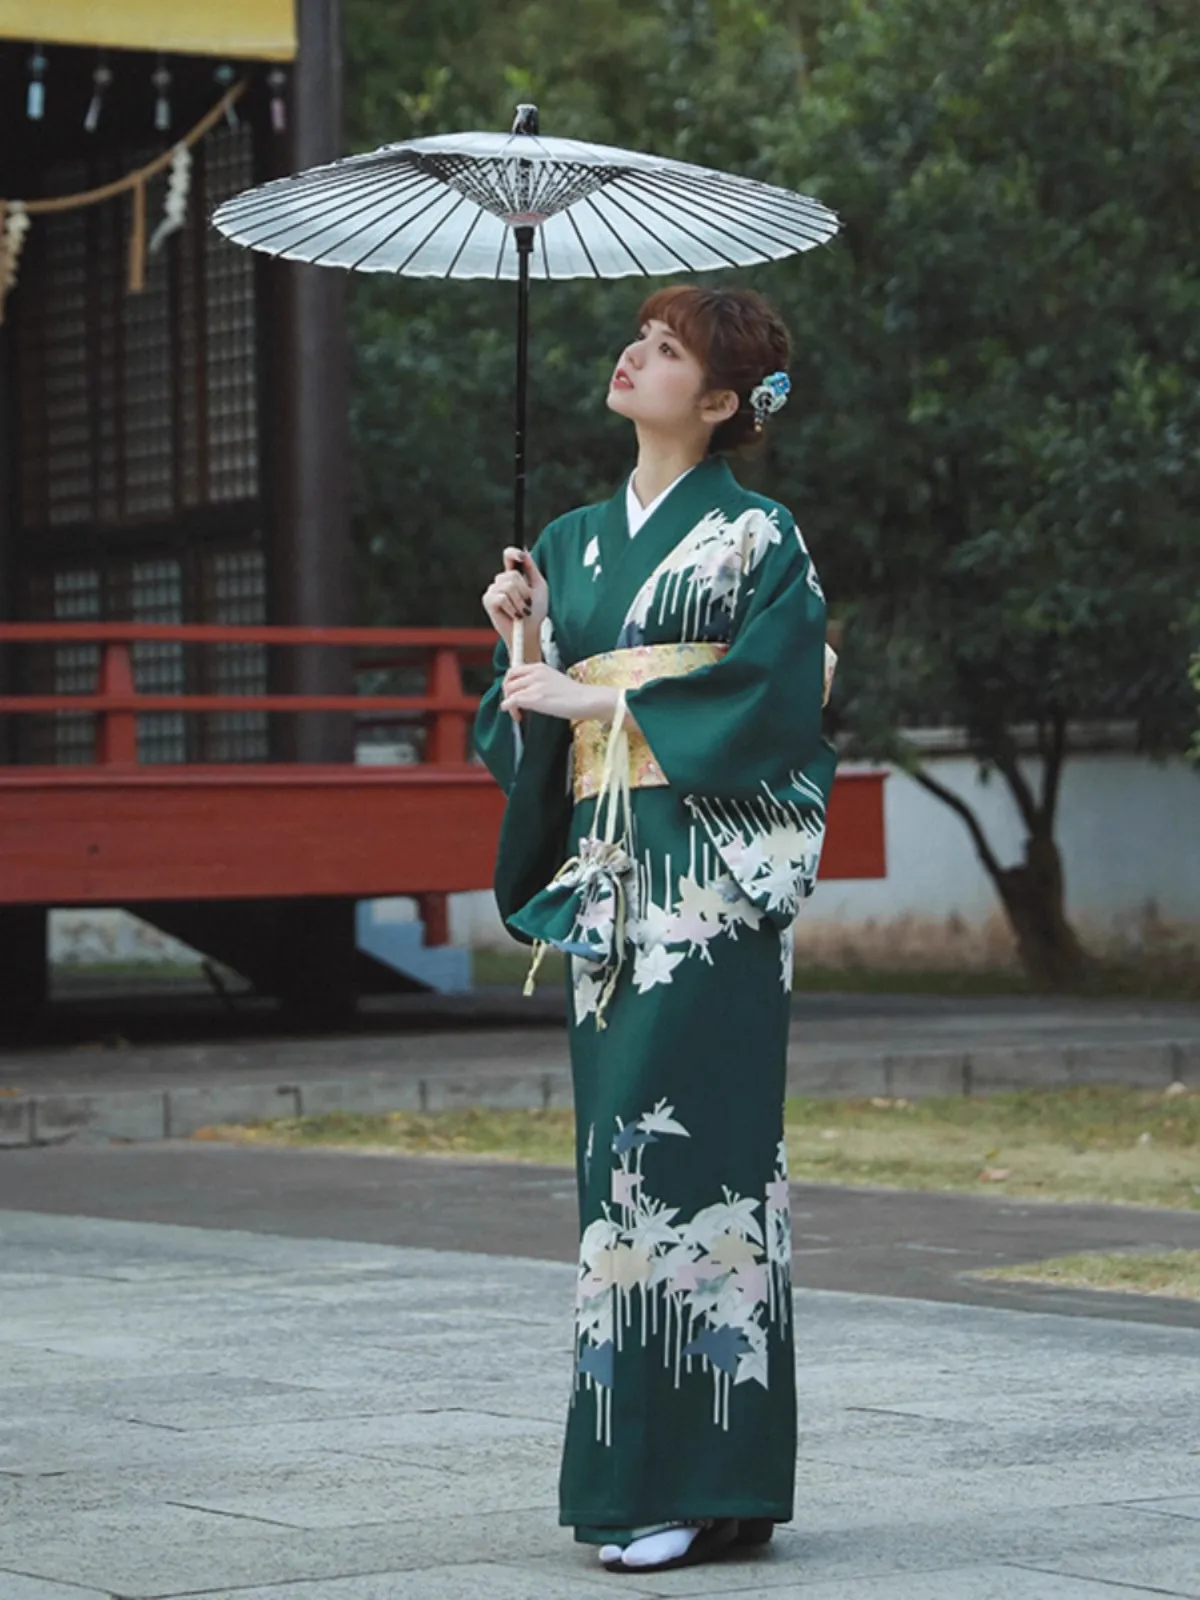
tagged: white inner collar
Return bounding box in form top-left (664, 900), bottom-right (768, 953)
top-left (625, 465), bottom-right (698, 538)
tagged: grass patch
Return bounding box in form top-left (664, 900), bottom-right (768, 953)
top-left (779, 1085), bottom-right (1200, 1209)
top-left (197, 1084), bottom-right (1200, 1210)
top-left (971, 1250), bottom-right (1200, 1300)
top-left (194, 1105), bottom-right (579, 1166)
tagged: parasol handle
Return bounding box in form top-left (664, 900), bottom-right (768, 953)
top-left (510, 221), bottom-right (535, 673)
top-left (504, 549), bottom-right (527, 671)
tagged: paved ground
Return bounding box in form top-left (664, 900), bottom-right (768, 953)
top-left (1, 1209), bottom-right (1197, 1599)
top-left (3, 1139), bottom-right (1200, 1328)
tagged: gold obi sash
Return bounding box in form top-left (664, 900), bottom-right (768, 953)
top-left (566, 642), bottom-right (727, 804)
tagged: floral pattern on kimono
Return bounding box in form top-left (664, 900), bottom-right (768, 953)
top-left (573, 1102), bottom-right (794, 1446)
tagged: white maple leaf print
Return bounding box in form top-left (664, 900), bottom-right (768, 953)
top-left (722, 896), bottom-right (764, 934)
top-left (583, 535), bottom-right (601, 581)
top-left (756, 860), bottom-right (805, 913)
top-left (734, 1327), bottom-right (770, 1388)
top-left (676, 875), bottom-right (728, 926)
top-left (685, 1195), bottom-right (764, 1248)
top-left (576, 893), bottom-right (616, 935)
top-left (705, 1231), bottom-right (764, 1272)
top-left (579, 1216), bottom-right (622, 1268)
top-left (605, 1242), bottom-right (653, 1291)
top-left (664, 908), bottom-right (721, 960)
top-left (572, 961), bottom-right (603, 1020)
top-left (717, 833), bottom-right (771, 880)
top-left (632, 944), bottom-right (685, 993)
top-left (571, 1105), bottom-right (796, 1444)
top-left (627, 899), bottom-right (675, 950)
top-left (651, 1240), bottom-right (700, 1288)
top-left (629, 1203), bottom-right (683, 1253)
top-left (731, 1262), bottom-right (770, 1311)
top-left (708, 872), bottom-right (764, 934)
top-left (637, 1100), bottom-right (691, 1138)
top-left (762, 818), bottom-right (821, 864)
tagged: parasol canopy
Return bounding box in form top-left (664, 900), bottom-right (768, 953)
top-left (212, 120), bottom-right (838, 280)
top-left (213, 107), bottom-right (839, 662)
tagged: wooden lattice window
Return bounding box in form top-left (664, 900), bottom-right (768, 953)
top-left (16, 124), bottom-right (260, 534)
top-left (12, 123), bottom-right (269, 764)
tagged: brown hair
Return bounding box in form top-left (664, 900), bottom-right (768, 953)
top-left (637, 284), bottom-right (792, 454)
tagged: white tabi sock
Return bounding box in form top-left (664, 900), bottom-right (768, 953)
top-left (617, 1523), bottom-right (701, 1568)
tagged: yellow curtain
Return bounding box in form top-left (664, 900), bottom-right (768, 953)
top-left (0, 1), bottom-right (296, 60)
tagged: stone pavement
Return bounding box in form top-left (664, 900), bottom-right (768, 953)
top-left (3, 991), bottom-right (1199, 1147)
top-left (4, 1139), bottom-right (1200, 1328)
top-left (1, 1209), bottom-right (1198, 1599)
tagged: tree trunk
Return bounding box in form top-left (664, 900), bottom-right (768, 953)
top-left (990, 831), bottom-right (1091, 990)
top-left (909, 763), bottom-right (1092, 990)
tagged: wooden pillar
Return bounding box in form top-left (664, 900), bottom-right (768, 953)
top-left (264, 0), bottom-right (353, 765)
top-left (258, 0), bottom-right (357, 1018)
top-left (0, 314), bottom-right (15, 763)
top-left (0, 907), bottom-right (48, 1034)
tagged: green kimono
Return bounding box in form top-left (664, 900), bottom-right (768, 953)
top-left (474, 454), bottom-right (836, 1543)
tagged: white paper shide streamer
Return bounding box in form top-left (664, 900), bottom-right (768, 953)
top-left (2, 202), bottom-right (30, 292)
top-left (149, 145), bottom-right (192, 255)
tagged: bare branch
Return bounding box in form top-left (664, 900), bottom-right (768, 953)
top-left (909, 764), bottom-right (1006, 884)
top-left (988, 728), bottom-right (1042, 834)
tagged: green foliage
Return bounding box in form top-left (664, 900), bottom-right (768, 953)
top-left (344, 1), bottom-right (1199, 770)
top-left (776, 0), bottom-right (1200, 762)
top-left (343, 0), bottom-right (807, 623)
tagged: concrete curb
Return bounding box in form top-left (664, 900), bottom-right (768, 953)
top-left (1, 1038), bottom-right (1197, 1148)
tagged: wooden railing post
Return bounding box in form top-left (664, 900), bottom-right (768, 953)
top-left (425, 647), bottom-right (467, 765)
top-left (416, 892), bottom-right (451, 948)
top-left (96, 643), bottom-right (138, 765)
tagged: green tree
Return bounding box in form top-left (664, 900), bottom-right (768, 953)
top-left (342, 0), bottom-right (1200, 986)
top-left (766, 0), bottom-right (1200, 984)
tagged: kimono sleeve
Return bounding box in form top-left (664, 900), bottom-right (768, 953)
top-left (624, 525), bottom-right (837, 930)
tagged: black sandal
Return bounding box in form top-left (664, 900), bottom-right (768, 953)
top-left (734, 1517), bottom-right (775, 1546)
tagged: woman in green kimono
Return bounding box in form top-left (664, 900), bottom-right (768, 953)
top-left (474, 285), bottom-right (836, 1575)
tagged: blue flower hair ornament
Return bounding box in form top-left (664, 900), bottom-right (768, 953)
top-left (748, 370), bottom-right (791, 427)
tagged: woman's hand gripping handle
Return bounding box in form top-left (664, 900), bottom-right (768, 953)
top-left (482, 548), bottom-right (548, 717)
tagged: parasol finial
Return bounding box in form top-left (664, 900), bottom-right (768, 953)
top-left (512, 104), bottom-right (540, 136)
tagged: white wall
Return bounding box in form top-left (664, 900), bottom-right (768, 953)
top-left (787, 752), bottom-right (1200, 967)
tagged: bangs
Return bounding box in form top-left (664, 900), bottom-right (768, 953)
top-left (638, 285), bottom-right (716, 368)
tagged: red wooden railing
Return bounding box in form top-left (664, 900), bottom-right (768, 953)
top-left (0, 624), bottom-right (886, 909)
top-left (0, 623), bottom-right (498, 768)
